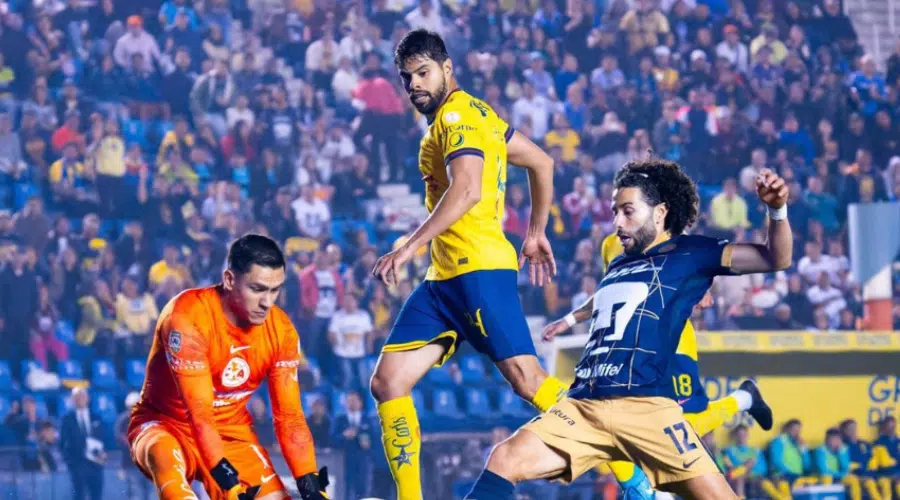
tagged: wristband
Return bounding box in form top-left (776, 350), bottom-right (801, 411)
top-left (563, 313), bottom-right (577, 328)
top-left (210, 458), bottom-right (241, 492)
top-left (767, 204), bottom-right (787, 221)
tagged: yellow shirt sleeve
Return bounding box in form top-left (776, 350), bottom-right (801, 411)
top-left (437, 105), bottom-right (486, 166)
top-left (601, 234), bottom-right (623, 271)
top-left (49, 160), bottom-right (63, 184)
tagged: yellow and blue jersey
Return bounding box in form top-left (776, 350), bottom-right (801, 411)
top-left (381, 88), bottom-right (536, 365)
top-left (845, 438), bottom-right (879, 476)
top-left (569, 234), bottom-right (732, 400)
top-left (418, 88), bottom-right (518, 281)
top-left (872, 435), bottom-right (900, 475)
top-left (600, 234), bottom-right (709, 410)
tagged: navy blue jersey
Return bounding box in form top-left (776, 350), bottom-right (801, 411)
top-left (568, 234), bottom-right (732, 401)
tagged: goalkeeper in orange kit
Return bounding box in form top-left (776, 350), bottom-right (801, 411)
top-left (127, 234), bottom-right (329, 500)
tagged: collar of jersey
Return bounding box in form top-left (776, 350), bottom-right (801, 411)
top-left (615, 233), bottom-right (677, 265)
top-left (426, 88), bottom-right (463, 125)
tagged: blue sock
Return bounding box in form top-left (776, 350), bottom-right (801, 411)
top-left (465, 470), bottom-right (515, 500)
top-left (621, 467), bottom-right (655, 500)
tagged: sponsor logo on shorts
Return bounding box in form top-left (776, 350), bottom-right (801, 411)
top-left (389, 416), bottom-right (416, 468)
top-left (576, 362), bottom-right (623, 379)
top-left (261, 473), bottom-right (277, 484)
top-left (168, 330), bottom-right (182, 354)
top-left (549, 408), bottom-right (576, 426)
top-left (221, 357), bottom-right (251, 388)
top-left (683, 456), bottom-right (701, 469)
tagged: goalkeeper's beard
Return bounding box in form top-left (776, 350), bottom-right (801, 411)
top-left (410, 78), bottom-right (448, 115)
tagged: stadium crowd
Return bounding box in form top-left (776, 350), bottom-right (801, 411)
top-left (0, 0), bottom-right (899, 497)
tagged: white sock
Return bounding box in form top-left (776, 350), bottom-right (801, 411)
top-left (731, 389), bottom-right (753, 411)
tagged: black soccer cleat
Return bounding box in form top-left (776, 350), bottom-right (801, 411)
top-left (740, 379), bottom-right (773, 431)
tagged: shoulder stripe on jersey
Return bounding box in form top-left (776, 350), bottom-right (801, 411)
top-left (504, 126), bottom-right (515, 143)
top-left (444, 147), bottom-right (484, 165)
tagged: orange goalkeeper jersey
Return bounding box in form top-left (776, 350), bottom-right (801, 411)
top-left (130, 285), bottom-right (317, 477)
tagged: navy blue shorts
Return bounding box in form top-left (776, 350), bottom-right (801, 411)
top-left (382, 269), bottom-right (536, 366)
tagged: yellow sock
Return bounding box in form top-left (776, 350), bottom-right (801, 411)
top-left (685, 396), bottom-right (741, 436)
top-left (377, 396), bottom-right (422, 500)
top-left (862, 477), bottom-right (882, 500)
top-left (530, 375), bottom-right (568, 412)
top-left (760, 479), bottom-right (784, 500)
top-left (843, 475), bottom-right (862, 500)
top-left (608, 461), bottom-right (637, 483)
top-left (777, 479), bottom-right (792, 500)
top-left (879, 477), bottom-right (892, 500)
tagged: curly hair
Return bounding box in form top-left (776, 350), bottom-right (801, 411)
top-left (613, 158), bottom-right (700, 236)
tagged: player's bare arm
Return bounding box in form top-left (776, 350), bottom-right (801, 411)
top-left (727, 168), bottom-right (793, 274)
top-left (541, 295), bottom-right (594, 342)
top-left (372, 155), bottom-right (483, 285)
top-left (508, 131), bottom-right (557, 285)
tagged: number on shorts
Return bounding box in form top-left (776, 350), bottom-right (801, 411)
top-left (250, 444), bottom-right (270, 469)
top-left (587, 282), bottom-right (650, 355)
top-left (672, 374), bottom-right (693, 397)
top-left (663, 422), bottom-right (698, 455)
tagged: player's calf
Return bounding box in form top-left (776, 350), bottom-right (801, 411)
top-left (142, 435), bottom-right (198, 500)
top-left (466, 429), bottom-right (568, 499)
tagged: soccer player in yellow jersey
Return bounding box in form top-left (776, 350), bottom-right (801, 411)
top-left (541, 232), bottom-right (775, 499)
top-left (369, 29), bottom-right (568, 500)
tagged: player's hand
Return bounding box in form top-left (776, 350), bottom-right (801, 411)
top-left (541, 318), bottom-right (570, 342)
top-left (296, 467), bottom-right (330, 500)
top-left (372, 245), bottom-right (415, 287)
top-left (699, 292), bottom-right (714, 309)
top-left (755, 168), bottom-right (788, 209)
top-left (519, 233), bottom-right (557, 286)
top-left (226, 484), bottom-right (261, 500)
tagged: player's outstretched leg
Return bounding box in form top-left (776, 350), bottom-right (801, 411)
top-left (495, 355), bottom-right (568, 412)
top-left (608, 462), bottom-right (656, 499)
top-left (739, 379), bottom-right (773, 431)
top-left (465, 429), bottom-right (569, 500)
top-left (370, 343), bottom-right (448, 500)
top-left (132, 426), bottom-right (198, 500)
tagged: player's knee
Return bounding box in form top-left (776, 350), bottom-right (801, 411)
top-left (498, 356), bottom-right (547, 400)
top-left (484, 437), bottom-right (537, 483)
top-left (370, 367), bottom-right (410, 402)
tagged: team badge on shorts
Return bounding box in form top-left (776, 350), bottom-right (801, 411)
top-left (222, 357), bottom-right (251, 388)
top-left (168, 331), bottom-right (182, 354)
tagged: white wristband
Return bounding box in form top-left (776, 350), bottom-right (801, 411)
top-left (563, 313), bottom-right (577, 328)
top-left (767, 204), bottom-right (787, 221)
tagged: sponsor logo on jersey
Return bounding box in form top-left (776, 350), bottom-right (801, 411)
top-left (213, 389), bottom-right (254, 407)
top-left (168, 330), bottom-right (182, 354)
top-left (444, 111), bottom-right (461, 124)
top-left (165, 352), bottom-right (206, 371)
top-left (448, 124), bottom-right (476, 132)
top-left (576, 362), bottom-right (623, 379)
top-left (449, 132), bottom-right (465, 147)
top-left (221, 357), bottom-right (251, 388)
top-left (603, 261), bottom-right (663, 282)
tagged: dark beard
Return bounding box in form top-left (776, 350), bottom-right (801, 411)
top-left (411, 78), bottom-right (448, 115)
top-left (622, 219), bottom-right (658, 255)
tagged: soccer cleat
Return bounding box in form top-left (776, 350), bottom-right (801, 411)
top-left (740, 379), bottom-right (773, 431)
top-left (621, 470), bottom-right (656, 500)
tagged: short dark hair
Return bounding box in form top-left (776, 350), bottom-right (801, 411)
top-left (227, 234), bottom-right (285, 274)
top-left (613, 158), bottom-right (700, 236)
top-left (393, 29), bottom-right (449, 69)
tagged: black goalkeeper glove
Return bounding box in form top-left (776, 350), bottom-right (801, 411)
top-left (211, 457), bottom-right (260, 500)
top-left (295, 467), bottom-right (330, 500)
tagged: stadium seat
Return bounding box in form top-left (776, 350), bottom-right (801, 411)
top-left (122, 118), bottom-right (148, 149)
top-left (459, 356), bottom-right (486, 384)
top-left (364, 355), bottom-right (378, 378)
top-left (411, 388), bottom-right (429, 416)
top-left (20, 360), bottom-right (40, 379)
top-left (91, 359), bottom-right (118, 390)
top-left (301, 392), bottom-right (326, 415)
top-left (91, 392), bottom-right (118, 423)
top-left (463, 388), bottom-right (498, 418)
top-left (431, 389), bottom-right (463, 419)
top-left (425, 364), bottom-right (456, 386)
top-left (0, 394), bottom-right (11, 419)
top-left (57, 393), bottom-right (74, 415)
top-left (0, 361), bottom-right (13, 392)
top-left (497, 387), bottom-right (534, 419)
top-left (58, 360), bottom-right (84, 382)
top-left (125, 359), bottom-right (145, 389)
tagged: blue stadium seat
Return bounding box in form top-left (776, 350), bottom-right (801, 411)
top-left (0, 394), bottom-right (11, 420)
top-left (497, 387), bottom-right (534, 419)
top-left (431, 389), bottom-right (463, 419)
top-left (0, 361), bottom-right (13, 392)
top-left (91, 359), bottom-right (117, 390)
top-left (459, 356), bottom-right (486, 384)
top-left (411, 389), bottom-right (429, 416)
top-left (91, 392), bottom-right (118, 423)
top-left (20, 360), bottom-right (40, 378)
top-left (425, 364), bottom-right (456, 385)
top-left (58, 360), bottom-right (84, 381)
top-left (56, 393), bottom-right (73, 415)
top-left (301, 392), bottom-right (326, 415)
top-left (126, 359), bottom-right (145, 389)
top-left (364, 356), bottom-right (378, 378)
top-left (122, 119), bottom-right (148, 148)
top-left (463, 388), bottom-right (498, 418)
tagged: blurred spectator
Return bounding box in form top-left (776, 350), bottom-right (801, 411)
top-left (30, 284), bottom-right (69, 370)
top-left (814, 428), bottom-right (855, 493)
top-left (113, 16), bottom-right (161, 71)
top-left (806, 271), bottom-right (847, 328)
top-left (708, 178), bottom-right (749, 236)
top-left (331, 390), bottom-right (375, 499)
top-left (60, 387), bottom-right (106, 500)
top-left (292, 184), bottom-right (331, 240)
top-left (328, 292), bottom-right (374, 390)
top-left (249, 396), bottom-right (275, 448)
top-left (307, 397), bottom-right (332, 449)
top-left (301, 249), bottom-right (343, 359)
top-left (0, 243), bottom-right (41, 371)
top-left (5, 395), bottom-right (59, 472)
top-left (114, 275), bottom-right (158, 364)
top-left (722, 425), bottom-right (766, 498)
top-left (189, 58), bottom-right (234, 136)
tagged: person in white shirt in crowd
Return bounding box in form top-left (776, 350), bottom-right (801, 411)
top-left (827, 239), bottom-right (850, 277)
top-left (716, 24), bottom-right (749, 74)
top-left (113, 15), bottom-right (161, 70)
top-left (739, 148), bottom-right (768, 193)
top-left (332, 56), bottom-right (361, 104)
top-left (405, 0), bottom-right (446, 35)
top-left (60, 387), bottom-right (106, 500)
top-left (511, 81), bottom-right (560, 141)
top-left (797, 240), bottom-right (840, 285)
top-left (329, 293), bottom-right (375, 390)
top-left (806, 271), bottom-right (848, 327)
top-left (225, 94), bottom-right (255, 129)
top-left (339, 27), bottom-right (374, 66)
top-left (292, 184), bottom-right (331, 240)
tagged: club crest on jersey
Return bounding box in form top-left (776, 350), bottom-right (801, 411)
top-left (221, 357), bottom-right (251, 388)
top-left (168, 331), bottom-right (182, 354)
top-left (449, 132), bottom-right (465, 147)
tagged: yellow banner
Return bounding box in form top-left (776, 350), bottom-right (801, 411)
top-left (696, 331), bottom-right (900, 353)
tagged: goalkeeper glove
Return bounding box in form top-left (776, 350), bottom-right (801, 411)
top-left (295, 467), bottom-right (330, 500)
top-left (211, 458), bottom-right (261, 500)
